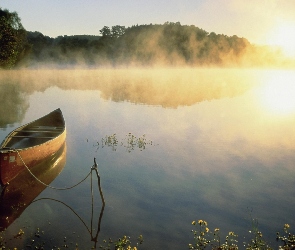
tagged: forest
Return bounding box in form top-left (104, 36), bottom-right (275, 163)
top-left (24, 23), bottom-right (284, 68)
top-left (0, 8), bottom-right (289, 68)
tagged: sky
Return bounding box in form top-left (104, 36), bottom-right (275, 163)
top-left (1, 0), bottom-right (295, 49)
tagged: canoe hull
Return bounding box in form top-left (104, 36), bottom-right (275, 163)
top-left (0, 132), bottom-right (66, 185)
top-left (0, 109), bottom-right (66, 186)
top-left (0, 142), bottom-right (67, 231)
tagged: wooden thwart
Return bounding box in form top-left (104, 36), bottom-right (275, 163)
top-left (11, 135), bottom-right (56, 139)
top-left (28, 126), bottom-right (64, 130)
top-left (17, 130), bottom-right (62, 133)
top-left (0, 108), bottom-right (66, 186)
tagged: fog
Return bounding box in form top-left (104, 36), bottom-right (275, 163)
top-left (21, 23), bottom-right (295, 69)
top-left (0, 68), bottom-right (257, 106)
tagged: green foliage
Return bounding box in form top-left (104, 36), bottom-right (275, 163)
top-left (99, 235), bottom-right (143, 250)
top-left (94, 133), bottom-right (154, 152)
top-left (111, 25), bottom-right (126, 38)
top-left (246, 218), bottom-right (271, 249)
top-left (0, 17), bottom-right (285, 67)
top-left (100, 26), bottom-right (112, 37)
top-left (23, 22), bottom-right (257, 67)
top-left (189, 220), bottom-right (211, 249)
top-left (99, 25), bottom-right (125, 38)
top-left (189, 220), bottom-right (239, 249)
top-left (97, 22), bottom-right (250, 66)
top-left (0, 81), bottom-right (29, 128)
top-left (276, 224), bottom-right (295, 250)
top-left (189, 220), bottom-right (295, 250)
top-left (0, 8), bottom-right (29, 69)
top-left (1, 222), bottom-right (295, 249)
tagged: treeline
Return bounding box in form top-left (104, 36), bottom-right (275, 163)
top-left (0, 8), bottom-right (29, 68)
top-left (0, 7), bottom-right (287, 69)
top-left (24, 22), bottom-right (257, 67)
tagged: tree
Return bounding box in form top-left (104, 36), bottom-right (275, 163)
top-left (0, 8), bottom-right (28, 69)
top-left (111, 25), bottom-right (126, 38)
top-left (99, 25), bottom-right (126, 38)
top-left (99, 26), bottom-right (112, 37)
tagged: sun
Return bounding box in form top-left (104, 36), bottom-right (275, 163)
top-left (267, 20), bottom-right (295, 57)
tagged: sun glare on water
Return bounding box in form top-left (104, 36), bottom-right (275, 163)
top-left (257, 71), bottom-right (295, 115)
top-left (266, 20), bottom-right (295, 58)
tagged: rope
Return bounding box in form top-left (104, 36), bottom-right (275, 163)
top-left (15, 149), bottom-right (91, 190)
top-left (31, 157), bottom-right (105, 248)
top-left (33, 197), bottom-right (92, 234)
top-left (32, 162), bottom-right (105, 248)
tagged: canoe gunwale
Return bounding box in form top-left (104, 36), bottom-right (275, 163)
top-left (0, 108), bottom-right (66, 186)
top-left (0, 129), bottom-right (66, 153)
top-left (0, 108), bottom-right (66, 151)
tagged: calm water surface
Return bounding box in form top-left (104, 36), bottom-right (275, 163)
top-left (0, 68), bottom-right (295, 249)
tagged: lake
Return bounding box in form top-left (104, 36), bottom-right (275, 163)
top-left (0, 68), bottom-right (295, 249)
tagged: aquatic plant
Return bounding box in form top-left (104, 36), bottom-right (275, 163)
top-left (94, 133), bottom-right (155, 152)
top-left (124, 133), bottom-right (153, 152)
top-left (2, 221), bottom-right (295, 249)
top-left (246, 218), bottom-right (271, 249)
top-left (99, 235), bottom-right (144, 250)
top-left (189, 220), bottom-right (211, 249)
top-left (188, 220), bottom-right (295, 250)
top-left (188, 220), bottom-right (238, 250)
top-left (100, 133), bottom-right (119, 151)
top-left (276, 224), bottom-right (295, 249)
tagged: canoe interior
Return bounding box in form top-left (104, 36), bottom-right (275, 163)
top-left (1, 109), bottom-right (65, 150)
top-left (0, 108), bottom-right (66, 186)
top-left (4, 126), bottom-right (64, 149)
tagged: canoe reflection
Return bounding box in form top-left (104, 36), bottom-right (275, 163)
top-left (0, 143), bottom-right (66, 231)
top-left (33, 157), bottom-right (105, 248)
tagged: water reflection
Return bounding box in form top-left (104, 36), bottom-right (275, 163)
top-left (255, 70), bottom-right (295, 115)
top-left (33, 194), bottom-right (104, 249)
top-left (0, 69), bottom-right (256, 108)
top-left (0, 143), bottom-right (66, 231)
top-left (0, 68), bottom-right (294, 249)
top-left (0, 81), bottom-right (29, 128)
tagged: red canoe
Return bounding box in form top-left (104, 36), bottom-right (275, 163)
top-left (0, 142), bottom-right (66, 231)
top-left (0, 108), bottom-right (66, 186)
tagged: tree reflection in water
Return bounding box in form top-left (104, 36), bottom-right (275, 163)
top-left (0, 81), bottom-right (29, 128)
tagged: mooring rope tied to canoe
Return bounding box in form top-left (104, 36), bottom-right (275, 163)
top-left (15, 150), bottom-right (97, 191)
top-left (32, 163), bottom-right (105, 247)
top-left (31, 158), bottom-right (105, 247)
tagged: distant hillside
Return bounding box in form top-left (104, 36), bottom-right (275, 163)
top-left (20, 22), bottom-right (288, 68)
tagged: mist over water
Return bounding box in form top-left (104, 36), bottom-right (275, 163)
top-left (22, 23), bottom-right (295, 69)
top-left (0, 68), bottom-right (295, 249)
